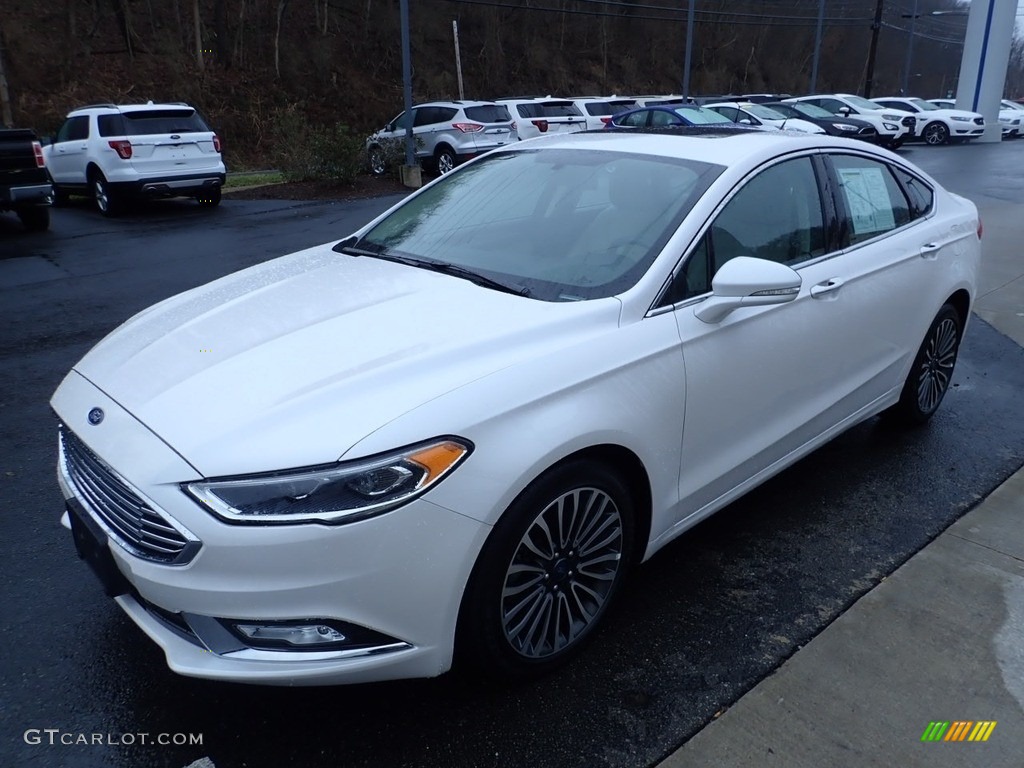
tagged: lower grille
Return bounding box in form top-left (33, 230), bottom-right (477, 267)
top-left (60, 426), bottom-right (200, 564)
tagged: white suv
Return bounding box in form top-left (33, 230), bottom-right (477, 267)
top-left (44, 102), bottom-right (226, 216)
top-left (495, 98), bottom-right (588, 140)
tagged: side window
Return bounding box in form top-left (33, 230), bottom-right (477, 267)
top-left (414, 108), bottom-right (437, 127)
top-left (716, 107), bottom-right (740, 122)
top-left (650, 110), bottom-right (676, 127)
top-left (621, 111), bottom-right (648, 127)
top-left (820, 99), bottom-right (844, 113)
top-left (98, 114), bottom-right (126, 137)
top-left (388, 112), bottom-right (406, 132)
top-left (893, 168), bottom-right (934, 220)
top-left (59, 115), bottom-right (89, 142)
top-left (436, 107), bottom-right (458, 123)
top-left (831, 155), bottom-right (912, 245)
top-left (672, 157), bottom-right (826, 302)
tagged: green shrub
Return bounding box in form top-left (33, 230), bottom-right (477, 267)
top-left (272, 113), bottom-right (367, 184)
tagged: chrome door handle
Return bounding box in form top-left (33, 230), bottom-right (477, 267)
top-left (810, 277), bottom-right (844, 298)
top-left (920, 243), bottom-right (941, 259)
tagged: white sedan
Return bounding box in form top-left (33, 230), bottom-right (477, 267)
top-left (52, 129), bottom-right (981, 685)
top-left (704, 101), bottom-right (825, 134)
top-left (873, 97), bottom-right (984, 144)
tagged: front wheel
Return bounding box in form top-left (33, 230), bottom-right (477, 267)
top-left (888, 137), bottom-right (905, 150)
top-left (16, 205), bottom-right (50, 231)
top-left (923, 122), bottom-right (950, 146)
top-left (887, 303), bottom-right (963, 425)
top-left (458, 459), bottom-right (635, 679)
top-left (368, 145), bottom-right (387, 176)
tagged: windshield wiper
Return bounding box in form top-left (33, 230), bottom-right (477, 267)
top-left (332, 238), bottom-right (530, 296)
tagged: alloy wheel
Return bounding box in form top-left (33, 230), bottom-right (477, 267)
top-left (93, 178), bottom-right (109, 213)
top-left (500, 487), bottom-right (624, 659)
top-left (916, 317), bottom-right (958, 414)
top-left (924, 123), bottom-right (948, 145)
top-left (437, 152), bottom-right (455, 175)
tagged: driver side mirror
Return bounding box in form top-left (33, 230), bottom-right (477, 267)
top-left (695, 257), bottom-right (801, 324)
top-left (837, 106), bottom-right (852, 116)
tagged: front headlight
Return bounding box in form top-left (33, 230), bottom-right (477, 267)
top-left (950, 116), bottom-right (969, 122)
top-left (883, 123), bottom-right (899, 131)
top-left (185, 437), bottom-right (472, 525)
top-left (832, 123), bottom-right (857, 131)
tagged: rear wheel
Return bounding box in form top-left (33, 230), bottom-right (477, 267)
top-left (16, 206), bottom-right (50, 231)
top-left (923, 122), bottom-right (950, 146)
top-left (196, 187), bottom-right (222, 208)
top-left (887, 303), bottom-right (963, 425)
top-left (458, 459), bottom-right (634, 679)
top-left (368, 145), bottom-right (387, 176)
top-left (435, 145), bottom-right (457, 175)
top-left (91, 172), bottom-right (120, 216)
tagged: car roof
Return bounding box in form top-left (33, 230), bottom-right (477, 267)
top-left (509, 128), bottom-right (853, 166)
top-left (69, 102), bottom-right (196, 115)
top-left (414, 100), bottom-right (502, 108)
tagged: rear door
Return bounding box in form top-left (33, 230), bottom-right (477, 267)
top-left (48, 115), bottom-right (90, 184)
top-left (121, 108), bottom-right (221, 176)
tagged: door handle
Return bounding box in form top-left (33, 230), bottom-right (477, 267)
top-left (810, 277), bottom-right (844, 298)
top-left (920, 243), bottom-right (941, 259)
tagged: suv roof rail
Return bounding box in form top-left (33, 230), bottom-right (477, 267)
top-left (73, 103), bottom-right (118, 111)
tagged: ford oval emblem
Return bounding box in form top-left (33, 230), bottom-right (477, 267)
top-left (87, 408), bottom-right (105, 425)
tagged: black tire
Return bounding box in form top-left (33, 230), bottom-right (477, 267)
top-left (197, 187), bottom-right (222, 207)
top-left (457, 459), bottom-right (635, 679)
top-left (16, 205), bottom-right (50, 231)
top-left (434, 145), bottom-right (457, 175)
top-left (923, 122), bottom-right (950, 146)
top-left (888, 137), bottom-right (905, 150)
top-left (886, 303), bottom-right (963, 425)
top-left (368, 145), bottom-right (387, 176)
top-left (91, 171), bottom-right (120, 216)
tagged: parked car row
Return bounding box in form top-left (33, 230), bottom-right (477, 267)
top-left (367, 91), bottom-right (1023, 178)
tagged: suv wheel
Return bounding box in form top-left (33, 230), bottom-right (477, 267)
top-left (16, 206), bottom-right (50, 232)
top-left (435, 146), bottom-right (457, 175)
top-left (91, 172), bottom-right (120, 216)
top-left (197, 187), bottom-right (222, 208)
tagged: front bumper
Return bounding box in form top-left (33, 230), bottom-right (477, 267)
top-left (52, 370), bottom-right (490, 685)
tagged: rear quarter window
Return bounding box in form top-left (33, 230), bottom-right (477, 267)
top-left (121, 109), bottom-right (211, 135)
top-left (98, 114), bottom-right (127, 136)
top-left (464, 105), bottom-right (513, 123)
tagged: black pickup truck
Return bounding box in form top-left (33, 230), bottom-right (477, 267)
top-left (1, 128), bottom-right (53, 231)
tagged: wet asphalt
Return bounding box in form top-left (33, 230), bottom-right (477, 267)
top-left (1, 143), bottom-right (1023, 768)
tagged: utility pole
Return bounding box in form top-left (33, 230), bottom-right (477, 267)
top-left (863, 0), bottom-right (884, 98)
top-left (453, 20), bottom-right (465, 100)
top-left (399, 0), bottom-right (414, 168)
top-left (0, 24), bottom-right (12, 127)
top-left (682, 0), bottom-right (696, 99)
top-left (810, 0), bottom-right (825, 93)
top-left (901, 0), bottom-right (919, 94)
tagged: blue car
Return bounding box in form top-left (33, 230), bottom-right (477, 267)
top-left (608, 104), bottom-right (737, 129)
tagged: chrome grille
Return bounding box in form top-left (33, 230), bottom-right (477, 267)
top-left (60, 427), bottom-right (199, 564)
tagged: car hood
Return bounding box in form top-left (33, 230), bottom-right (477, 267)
top-left (72, 243), bottom-right (621, 477)
top-left (929, 108), bottom-right (982, 120)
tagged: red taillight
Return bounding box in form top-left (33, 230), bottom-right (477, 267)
top-left (31, 141), bottom-right (45, 168)
top-left (977, 217), bottom-right (983, 239)
top-left (531, 119), bottom-right (549, 133)
top-left (108, 140), bottom-right (132, 159)
top-left (212, 134), bottom-right (222, 152)
top-left (600, 117), bottom-right (612, 125)
top-left (452, 122), bottom-right (484, 133)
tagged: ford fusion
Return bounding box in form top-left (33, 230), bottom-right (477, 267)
top-left (52, 129), bottom-right (980, 685)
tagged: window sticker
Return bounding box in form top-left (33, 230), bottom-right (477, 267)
top-left (837, 167), bottom-right (896, 235)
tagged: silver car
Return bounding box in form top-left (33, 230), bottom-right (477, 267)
top-left (367, 101), bottom-right (518, 175)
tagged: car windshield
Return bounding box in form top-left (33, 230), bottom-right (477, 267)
top-left (745, 105), bottom-right (787, 120)
top-left (1001, 100), bottom-right (1024, 111)
top-left (357, 149), bottom-right (723, 301)
top-left (910, 99), bottom-right (940, 111)
top-left (675, 107), bottom-right (733, 125)
top-left (790, 103), bottom-right (833, 118)
top-left (844, 95), bottom-right (882, 111)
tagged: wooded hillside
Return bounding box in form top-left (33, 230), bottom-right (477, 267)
top-left (2, 1), bottom-right (1022, 167)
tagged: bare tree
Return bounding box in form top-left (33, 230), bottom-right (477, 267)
top-left (275, 0), bottom-right (291, 79)
top-left (193, 0), bottom-right (204, 70)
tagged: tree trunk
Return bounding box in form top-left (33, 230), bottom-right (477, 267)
top-left (274, 0), bottom-right (290, 79)
top-left (214, 0), bottom-right (228, 66)
top-left (0, 26), bottom-right (13, 128)
top-left (233, 0), bottom-right (245, 66)
top-left (193, 0), bottom-right (204, 70)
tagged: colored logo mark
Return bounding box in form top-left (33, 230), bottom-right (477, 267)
top-left (921, 721), bottom-right (996, 742)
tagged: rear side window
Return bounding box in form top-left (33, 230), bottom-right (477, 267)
top-left (893, 168), bottom-right (934, 220)
top-left (98, 114), bottom-right (127, 136)
top-left (57, 115), bottom-right (90, 142)
top-left (831, 155), bottom-right (912, 245)
top-left (584, 101), bottom-right (635, 116)
top-left (514, 103), bottom-right (545, 119)
top-left (464, 105), bottom-right (512, 123)
top-left (121, 109), bottom-right (210, 135)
